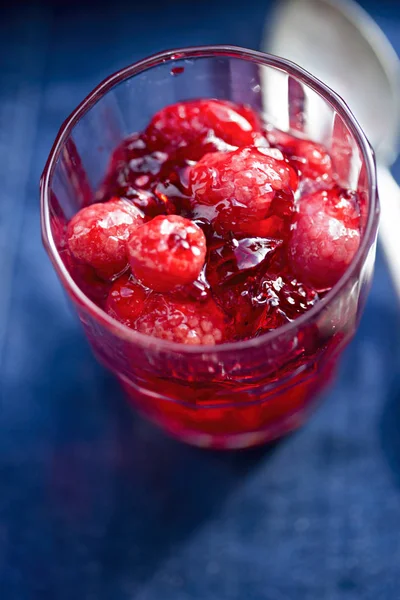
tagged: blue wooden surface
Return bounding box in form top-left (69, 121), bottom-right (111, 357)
top-left (1, 1), bottom-right (400, 598)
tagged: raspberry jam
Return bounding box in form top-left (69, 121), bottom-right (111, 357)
top-left (55, 99), bottom-right (364, 448)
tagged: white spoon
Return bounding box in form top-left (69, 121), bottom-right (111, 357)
top-left (262, 0), bottom-right (400, 297)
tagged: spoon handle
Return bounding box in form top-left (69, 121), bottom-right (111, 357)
top-left (377, 165), bottom-right (400, 299)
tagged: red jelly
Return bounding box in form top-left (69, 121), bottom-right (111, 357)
top-left (58, 97), bottom-right (365, 448)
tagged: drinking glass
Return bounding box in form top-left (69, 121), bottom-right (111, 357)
top-left (41, 46), bottom-right (379, 449)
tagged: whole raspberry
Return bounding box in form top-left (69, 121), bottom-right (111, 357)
top-left (105, 274), bottom-right (149, 327)
top-left (266, 128), bottom-right (333, 181)
top-left (189, 146), bottom-right (297, 230)
top-left (145, 99), bottom-right (264, 154)
top-left (291, 139), bottom-right (333, 181)
top-left (289, 188), bottom-right (361, 290)
top-left (127, 215), bottom-right (207, 292)
top-left (67, 198), bottom-right (144, 280)
top-left (135, 295), bottom-right (230, 345)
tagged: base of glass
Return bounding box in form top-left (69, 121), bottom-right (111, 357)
top-left (113, 365), bottom-right (331, 450)
top-left (144, 409), bottom-right (307, 450)
top-left (119, 382), bottom-right (315, 450)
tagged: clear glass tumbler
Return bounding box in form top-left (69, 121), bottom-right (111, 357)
top-left (41, 46), bottom-right (379, 449)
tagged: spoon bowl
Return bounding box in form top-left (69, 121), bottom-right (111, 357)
top-left (262, 0), bottom-right (400, 297)
top-left (264, 0), bottom-right (400, 163)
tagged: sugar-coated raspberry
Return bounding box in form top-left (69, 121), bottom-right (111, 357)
top-left (289, 188), bottom-right (361, 290)
top-left (127, 215), bottom-right (207, 292)
top-left (135, 295), bottom-right (230, 345)
top-left (145, 99), bottom-right (264, 154)
top-left (67, 198), bottom-right (144, 280)
top-left (105, 274), bottom-right (149, 327)
top-left (189, 146), bottom-right (297, 229)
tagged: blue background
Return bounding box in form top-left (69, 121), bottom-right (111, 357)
top-left (1, 1), bottom-right (400, 598)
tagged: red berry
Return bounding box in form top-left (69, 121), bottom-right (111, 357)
top-left (67, 198), bottom-right (144, 280)
top-left (61, 249), bottom-right (110, 305)
top-left (265, 127), bottom-right (295, 148)
top-left (189, 146), bottom-right (297, 230)
top-left (105, 274), bottom-right (149, 327)
top-left (289, 188), bottom-right (361, 290)
top-left (127, 215), bottom-right (207, 292)
top-left (292, 140), bottom-right (333, 181)
top-left (145, 99), bottom-right (264, 154)
top-left (266, 128), bottom-right (333, 181)
top-left (135, 295), bottom-right (230, 345)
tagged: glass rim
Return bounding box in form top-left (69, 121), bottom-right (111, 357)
top-left (40, 44), bottom-right (379, 354)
